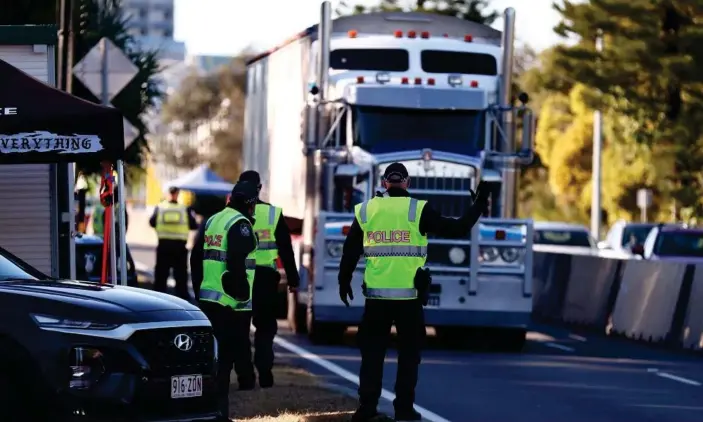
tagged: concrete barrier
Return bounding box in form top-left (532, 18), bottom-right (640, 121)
top-left (531, 249), bottom-right (702, 354)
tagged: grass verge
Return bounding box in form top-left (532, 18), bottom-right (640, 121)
top-left (229, 364), bottom-right (359, 422)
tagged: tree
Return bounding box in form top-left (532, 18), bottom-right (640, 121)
top-left (550, 0), bottom-right (703, 218)
top-left (338, 0), bottom-right (499, 24)
top-left (160, 54), bottom-right (251, 182)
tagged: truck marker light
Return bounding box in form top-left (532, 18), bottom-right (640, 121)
top-left (427, 78), bottom-right (435, 85)
top-left (348, 30), bottom-right (358, 38)
top-left (470, 80), bottom-right (479, 88)
top-left (394, 30), bottom-right (403, 38)
top-left (401, 77), bottom-right (409, 84)
top-left (421, 31), bottom-right (430, 39)
top-left (408, 30), bottom-right (417, 38)
top-left (443, 33), bottom-right (449, 37)
top-left (356, 76), bottom-right (365, 83)
top-left (414, 77), bottom-right (422, 85)
top-left (464, 34), bottom-right (473, 42)
top-left (495, 230), bottom-right (506, 240)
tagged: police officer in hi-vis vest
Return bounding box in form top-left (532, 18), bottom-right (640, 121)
top-left (237, 170), bottom-right (300, 388)
top-left (191, 181), bottom-right (259, 419)
top-left (149, 187), bottom-right (198, 299)
top-left (339, 163), bottom-right (490, 422)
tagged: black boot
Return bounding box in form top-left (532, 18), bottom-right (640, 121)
top-left (352, 406), bottom-right (388, 422)
top-left (258, 371), bottom-right (274, 389)
top-left (394, 408), bottom-right (422, 421)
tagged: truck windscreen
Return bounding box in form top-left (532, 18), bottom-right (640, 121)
top-left (351, 106), bottom-right (484, 155)
top-left (330, 49), bottom-right (409, 71)
top-left (421, 50), bottom-right (497, 75)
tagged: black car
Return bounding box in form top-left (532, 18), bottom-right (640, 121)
top-left (0, 245), bottom-right (219, 421)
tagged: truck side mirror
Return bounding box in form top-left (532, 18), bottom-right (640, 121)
top-left (518, 92), bottom-right (529, 105)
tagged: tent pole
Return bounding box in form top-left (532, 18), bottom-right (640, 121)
top-left (116, 160), bottom-right (128, 286)
top-left (109, 171), bottom-right (118, 285)
top-left (68, 163), bottom-right (77, 280)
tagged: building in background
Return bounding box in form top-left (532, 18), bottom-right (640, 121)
top-left (122, 0), bottom-right (185, 61)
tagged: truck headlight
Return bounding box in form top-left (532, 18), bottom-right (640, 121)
top-left (69, 347), bottom-right (105, 389)
top-left (480, 247), bottom-right (499, 262)
top-left (500, 247), bottom-right (522, 263)
top-left (448, 247), bottom-right (466, 264)
top-left (32, 314), bottom-right (120, 331)
top-left (326, 241), bottom-right (343, 257)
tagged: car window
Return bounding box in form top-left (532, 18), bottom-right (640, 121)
top-left (534, 230), bottom-right (593, 247)
top-left (621, 225), bottom-right (654, 247)
top-left (654, 231), bottom-right (703, 257)
top-left (0, 248), bottom-right (48, 281)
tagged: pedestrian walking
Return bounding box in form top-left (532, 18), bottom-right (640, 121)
top-left (149, 187), bottom-right (198, 299)
top-left (338, 163), bottom-right (490, 421)
top-left (238, 170), bottom-right (300, 388)
top-left (191, 181), bottom-right (260, 420)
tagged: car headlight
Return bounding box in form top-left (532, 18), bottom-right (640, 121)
top-left (448, 247), bottom-right (466, 264)
top-left (480, 247), bottom-right (499, 262)
top-left (31, 314), bottom-right (120, 331)
top-left (326, 241), bottom-right (343, 258)
top-left (69, 347), bottom-right (105, 389)
top-left (500, 247), bottom-right (521, 263)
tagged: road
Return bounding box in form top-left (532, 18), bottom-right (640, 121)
top-left (129, 243), bottom-right (703, 421)
top-left (275, 323), bottom-right (703, 422)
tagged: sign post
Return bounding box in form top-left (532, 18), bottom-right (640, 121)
top-left (637, 188), bottom-right (653, 222)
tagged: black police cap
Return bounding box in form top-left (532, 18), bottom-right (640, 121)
top-left (383, 162), bottom-right (409, 183)
top-left (230, 181), bottom-right (258, 204)
top-left (238, 170), bottom-right (261, 185)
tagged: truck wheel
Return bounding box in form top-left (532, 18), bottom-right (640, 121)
top-left (307, 310), bottom-right (346, 345)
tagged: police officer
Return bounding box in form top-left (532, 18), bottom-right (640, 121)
top-left (237, 170), bottom-right (300, 388)
top-left (339, 163), bottom-right (490, 422)
top-left (191, 181), bottom-right (259, 420)
top-left (149, 187), bottom-right (198, 299)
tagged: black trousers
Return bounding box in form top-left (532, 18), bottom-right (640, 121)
top-left (357, 298), bottom-right (425, 411)
top-left (199, 301), bottom-right (254, 418)
top-left (154, 241), bottom-right (189, 299)
top-left (252, 266), bottom-right (280, 377)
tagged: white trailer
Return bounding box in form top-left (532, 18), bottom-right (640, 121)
top-left (244, 3), bottom-right (536, 349)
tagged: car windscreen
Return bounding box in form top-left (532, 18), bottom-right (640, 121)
top-left (330, 49), bottom-right (409, 72)
top-left (654, 231), bottom-right (703, 257)
top-left (0, 248), bottom-right (44, 281)
top-left (621, 225), bottom-right (655, 247)
top-left (534, 230), bottom-right (593, 247)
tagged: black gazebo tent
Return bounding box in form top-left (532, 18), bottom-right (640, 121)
top-left (0, 58), bottom-right (126, 283)
top-left (0, 58), bottom-right (124, 162)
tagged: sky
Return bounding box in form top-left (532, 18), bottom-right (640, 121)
top-left (173, 0), bottom-right (566, 57)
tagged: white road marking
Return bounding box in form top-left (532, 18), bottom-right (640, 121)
top-left (545, 342), bottom-right (575, 352)
top-left (655, 372), bottom-right (701, 387)
top-left (569, 334), bottom-right (587, 342)
top-left (273, 335), bottom-right (453, 422)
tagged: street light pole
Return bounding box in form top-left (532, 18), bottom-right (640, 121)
top-left (590, 31), bottom-right (604, 240)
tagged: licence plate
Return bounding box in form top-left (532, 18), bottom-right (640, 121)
top-left (426, 295), bottom-right (440, 307)
top-left (171, 375), bottom-right (203, 399)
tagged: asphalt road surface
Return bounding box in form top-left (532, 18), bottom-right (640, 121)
top-left (274, 322), bottom-right (703, 422)
top-left (131, 243), bottom-right (703, 421)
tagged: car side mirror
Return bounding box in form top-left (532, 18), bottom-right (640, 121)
top-left (631, 244), bottom-right (644, 256)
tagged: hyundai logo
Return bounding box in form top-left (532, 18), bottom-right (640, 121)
top-left (173, 334), bottom-right (193, 352)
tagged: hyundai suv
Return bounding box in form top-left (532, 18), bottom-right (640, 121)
top-left (0, 245), bottom-right (219, 421)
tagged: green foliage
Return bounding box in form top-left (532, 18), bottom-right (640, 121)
top-left (71, 0), bottom-right (164, 175)
top-left (159, 55), bottom-right (251, 182)
top-left (337, 0), bottom-right (498, 24)
top-left (551, 0), bottom-right (703, 218)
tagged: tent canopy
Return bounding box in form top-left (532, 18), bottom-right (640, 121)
top-left (0, 58), bottom-right (124, 164)
top-left (166, 164), bottom-right (234, 195)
